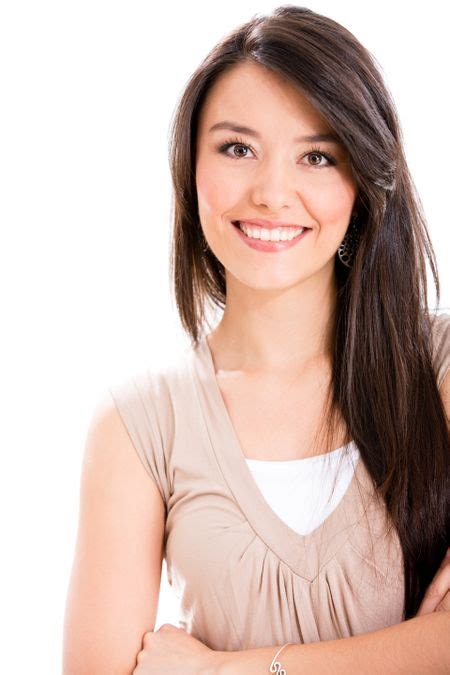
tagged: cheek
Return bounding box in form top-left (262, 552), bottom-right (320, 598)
top-left (196, 159), bottom-right (243, 217)
top-left (308, 178), bottom-right (354, 218)
top-left (310, 182), bottom-right (356, 241)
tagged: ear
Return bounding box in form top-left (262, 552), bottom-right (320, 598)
top-left (438, 369), bottom-right (450, 422)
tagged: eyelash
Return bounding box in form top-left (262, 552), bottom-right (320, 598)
top-left (217, 136), bottom-right (337, 168)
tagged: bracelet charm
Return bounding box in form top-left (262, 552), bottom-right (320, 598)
top-left (269, 642), bottom-right (294, 673)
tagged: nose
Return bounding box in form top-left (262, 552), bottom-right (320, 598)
top-left (249, 156), bottom-right (299, 212)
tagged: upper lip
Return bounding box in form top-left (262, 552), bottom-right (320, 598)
top-left (234, 218), bottom-right (308, 230)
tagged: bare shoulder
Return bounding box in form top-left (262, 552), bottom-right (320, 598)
top-left (81, 388), bottom-right (166, 510)
top-left (63, 389), bottom-right (165, 675)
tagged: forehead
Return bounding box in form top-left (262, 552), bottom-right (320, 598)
top-left (198, 61), bottom-right (331, 135)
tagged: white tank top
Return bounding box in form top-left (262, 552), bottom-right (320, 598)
top-left (245, 441), bottom-right (360, 535)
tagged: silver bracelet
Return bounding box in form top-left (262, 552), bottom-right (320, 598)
top-left (269, 642), bottom-right (294, 673)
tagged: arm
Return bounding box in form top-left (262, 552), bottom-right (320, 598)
top-left (62, 390), bottom-right (166, 674)
top-left (218, 611), bottom-right (450, 674)
top-left (217, 371), bottom-right (450, 674)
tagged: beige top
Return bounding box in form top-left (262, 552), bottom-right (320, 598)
top-left (108, 312), bottom-right (450, 651)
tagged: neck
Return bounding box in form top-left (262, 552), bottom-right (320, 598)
top-left (208, 263), bottom-right (338, 373)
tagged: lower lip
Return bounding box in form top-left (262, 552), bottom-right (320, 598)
top-left (232, 222), bottom-right (311, 252)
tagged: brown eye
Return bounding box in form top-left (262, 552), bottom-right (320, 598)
top-left (308, 152), bottom-right (322, 165)
top-left (301, 149), bottom-right (336, 168)
top-left (218, 138), bottom-right (256, 160)
top-left (233, 144), bottom-right (248, 158)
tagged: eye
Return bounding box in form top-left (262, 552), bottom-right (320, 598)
top-left (217, 138), bottom-right (337, 168)
top-left (217, 137), bottom-right (256, 160)
top-left (301, 147), bottom-right (337, 168)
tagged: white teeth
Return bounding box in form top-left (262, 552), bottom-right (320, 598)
top-left (238, 222), bottom-right (305, 242)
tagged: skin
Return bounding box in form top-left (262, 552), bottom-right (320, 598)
top-left (195, 60), bottom-right (358, 372)
top-left (133, 550), bottom-right (450, 672)
top-left (134, 61), bottom-right (450, 674)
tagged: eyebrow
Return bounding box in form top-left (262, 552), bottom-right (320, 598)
top-left (208, 121), bottom-right (341, 144)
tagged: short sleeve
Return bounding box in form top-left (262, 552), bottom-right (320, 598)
top-left (430, 312), bottom-right (450, 388)
top-left (108, 370), bottom-right (171, 507)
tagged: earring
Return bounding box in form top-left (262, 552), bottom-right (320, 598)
top-left (337, 213), bottom-right (360, 268)
top-left (200, 231), bottom-right (209, 252)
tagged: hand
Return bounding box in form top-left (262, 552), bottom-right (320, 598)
top-left (132, 623), bottom-right (220, 674)
top-left (416, 547), bottom-right (450, 616)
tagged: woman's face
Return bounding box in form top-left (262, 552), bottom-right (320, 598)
top-left (195, 61), bottom-right (358, 290)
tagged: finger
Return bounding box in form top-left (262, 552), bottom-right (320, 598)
top-left (158, 623), bottom-right (179, 631)
top-left (435, 589), bottom-right (450, 613)
top-left (416, 555), bottom-right (450, 616)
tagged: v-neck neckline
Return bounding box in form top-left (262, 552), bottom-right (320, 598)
top-left (189, 332), bottom-right (368, 580)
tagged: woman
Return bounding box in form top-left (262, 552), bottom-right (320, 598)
top-left (63, 6), bottom-right (450, 674)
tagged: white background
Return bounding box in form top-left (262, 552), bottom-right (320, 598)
top-left (1, 1), bottom-right (448, 672)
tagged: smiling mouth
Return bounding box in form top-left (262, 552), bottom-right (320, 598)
top-left (232, 220), bottom-right (310, 242)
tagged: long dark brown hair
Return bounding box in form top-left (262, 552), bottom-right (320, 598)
top-left (167, 5), bottom-right (449, 620)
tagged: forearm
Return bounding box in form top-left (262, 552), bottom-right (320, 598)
top-left (217, 611), bottom-right (450, 675)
